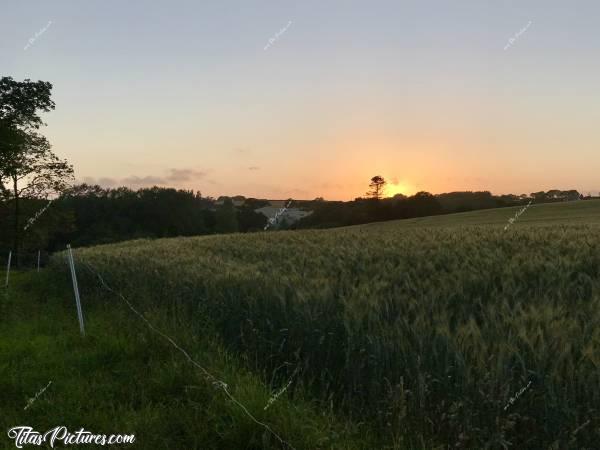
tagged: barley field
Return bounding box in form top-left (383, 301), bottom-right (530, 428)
top-left (52, 200), bottom-right (600, 449)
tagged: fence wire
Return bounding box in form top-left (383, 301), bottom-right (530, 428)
top-left (77, 258), bottom-right (296, 450)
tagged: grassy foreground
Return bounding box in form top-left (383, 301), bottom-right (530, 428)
top-left (0, 271), bottom-right (375, 449)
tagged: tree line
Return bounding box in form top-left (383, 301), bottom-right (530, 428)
top-left (293, 177), bottom-right (586, 230)
top-left (0, 186), bottom-right (271, 254)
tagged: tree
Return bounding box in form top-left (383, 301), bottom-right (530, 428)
top-left (366, 175), bottom-right (387, 200)
top-left (546, 189), bottom-right (561, 200)
top-left (0, 77), bottom-right (73, 258)
top-left (564, 190), bottom-right (581, 201)
top-left (0, 130), bottom-right (73, 255)
top-left (237, 205), bottom-right (267, 232)
top-left (215, 198), bottom-right (239, 233)
top-left (404, 191), bottom-right (442, 217)
top-left (0, 77), bottom-right (55, 130)
top-left (530, 191), bottom-right (547, 202)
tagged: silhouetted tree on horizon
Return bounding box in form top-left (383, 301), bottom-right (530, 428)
top-left (366, 175), bottom-right (387, 200)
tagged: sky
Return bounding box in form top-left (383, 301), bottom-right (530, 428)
top-left (2, 0), bottom-right (599, 200)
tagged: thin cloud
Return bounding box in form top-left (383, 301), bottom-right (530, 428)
top-left (166, 168), bottom-right (206, 181)
top-left (122, 175), bottom-right (166, 186)
top-left (248, 166), bottom-right (260, 171)
top-left (81, 168), bottom-right (207, 189)
top-left (81, 176), bottom-right (118, 187)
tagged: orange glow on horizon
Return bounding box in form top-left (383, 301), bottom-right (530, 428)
top-left (385, 181), bottom-right (416, 198)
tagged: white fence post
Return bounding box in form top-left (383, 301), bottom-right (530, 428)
top-left (66, 244), bottom-right (85, 336)
top-left (5, 251), bottom-right (12, 288)
top-left (37, 250), bottom-right (41, 272)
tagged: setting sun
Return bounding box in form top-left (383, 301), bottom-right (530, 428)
top-left (386, 181), bottom-right (413, 197)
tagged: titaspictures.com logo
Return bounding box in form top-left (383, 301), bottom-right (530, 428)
top-left (7, 426), bottom-right (135, 448)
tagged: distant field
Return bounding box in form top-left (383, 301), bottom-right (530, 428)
top-left (36, 200), bottom-right (600, 448)
top-left (362, 199), bottom-right (600, 229)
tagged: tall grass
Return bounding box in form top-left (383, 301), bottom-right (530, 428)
top-left (1, 272), bottom-right (376, 450)
top-left (53, 222), bottom-right (600, 449)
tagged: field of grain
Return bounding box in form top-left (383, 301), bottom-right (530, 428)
top-left (51, 200), bottom-right (600, 449)
top-left (366, 198), bottom-right (600, 229)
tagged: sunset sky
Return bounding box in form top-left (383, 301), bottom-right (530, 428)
top-left (2, 1), bottom-right (599, 200)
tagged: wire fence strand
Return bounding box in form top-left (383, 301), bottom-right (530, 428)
top-left (78, 259), bottom-right (295, 450)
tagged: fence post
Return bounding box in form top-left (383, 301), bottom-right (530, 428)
top-left (37, 250), bottom-right (41, 273)
top-left (5, 251), bottom-right (12, 288)
top-left (66, 244), bottom-right (85, 336)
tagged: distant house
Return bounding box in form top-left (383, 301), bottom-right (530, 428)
top-left (256, 201), bottom-right (312, 228)
top-left (212, 197), bottom-right (312, 226)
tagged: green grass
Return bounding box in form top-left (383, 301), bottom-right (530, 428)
top-left (0, 272), bottom-right (376, 449)
top-left (3, 200), bottom-right (600, 449)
